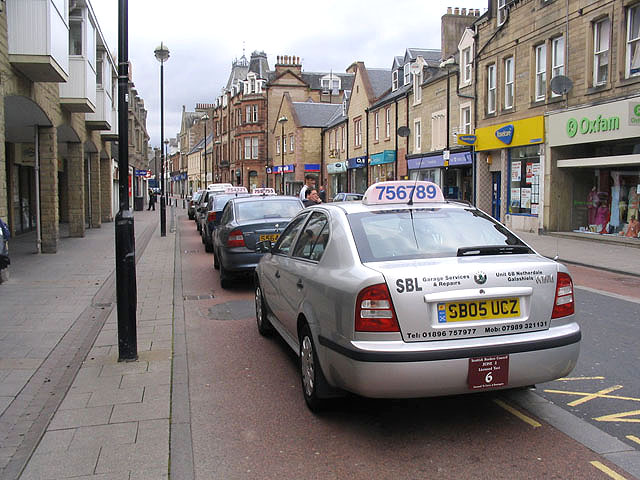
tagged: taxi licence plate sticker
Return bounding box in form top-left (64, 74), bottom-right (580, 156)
top-left (437, 298), bottom-right (520, 323)
top-left (259, 234), bottom-right (280, 242)
top-left (468, 355), bottom-right (509, 390)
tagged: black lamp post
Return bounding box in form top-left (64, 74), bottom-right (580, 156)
top-left (214, 139), bottom-right (221, 182)
top-left (164, 139), bottom-right (169, 198)
top-left (154, 41), bottom-right (169, 237)
top-left (278, 115), bottom-right (287, 194)
top-left (201, 114), bottom-right (209, 188)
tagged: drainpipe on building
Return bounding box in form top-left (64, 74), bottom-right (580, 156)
top-left (405, 91), bottom-right (410, 179)
top-left (320, 128), bottom-right (325, 188)
top-left (34, 126), bottom-right (42, 254)
top-left (346, 121), bottom-right (350, 190)
top-left (394, 98), bottom-right (399, 180)
top-left (365, 108), bottom-right (369, 187)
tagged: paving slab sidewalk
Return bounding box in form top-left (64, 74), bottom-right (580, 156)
top-left (0, 208), bottom-right (176, 480)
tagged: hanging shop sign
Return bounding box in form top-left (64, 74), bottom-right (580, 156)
top-left (474, 116), bottom-right (544, 151)
top-left (347, 156), bottom-right (368, 169)
top-left (548, 98), bottom-right (640, 147)
top-left (327, 162), bottom-right (347, 174)
top-left (457, 134), bottom-right (477, 146)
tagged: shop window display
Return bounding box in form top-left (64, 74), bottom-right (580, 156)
top-left (509, 146), bottom-right (541, 215)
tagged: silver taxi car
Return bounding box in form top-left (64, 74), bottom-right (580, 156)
top-left (254, 181), bottom-right (580, 411)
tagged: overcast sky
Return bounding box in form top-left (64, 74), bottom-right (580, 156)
top-left (91, 0), bottom-right (488, 149)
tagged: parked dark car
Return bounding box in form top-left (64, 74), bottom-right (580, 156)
top-left (201, 191), bottom-right (250, 252)
top-left (188, 190), bottom-right (204, 220)
top-left (332, 192), bottom-right (363, 202)
top-left (213, 195), bottom-right (304, 288)
top-left (195, 190), bottom-right (221, 232)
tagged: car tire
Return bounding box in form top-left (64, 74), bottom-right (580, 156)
top-left (299, 323), bottom-right (330, 412)
top-left (219, 262), bottom-right (231, 289)
top-left (201, 229), bottom-right (205, 244)
top-left (213, 249), bottom-right (220, 269)
top-left (255, 281), bottom-right (274, 336)
top-left (204, 236), bottom-right (213, 253)
top-left (197, 222), bottom-right (202, 232)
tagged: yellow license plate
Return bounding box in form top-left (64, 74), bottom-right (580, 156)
top-left (438, 298), bottom-right (520, 323)
top-left (259, 234), bottom-right (280, 242)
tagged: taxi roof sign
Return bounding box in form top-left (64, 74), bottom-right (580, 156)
top-left (224, 186), bottom-right (248, 194)
top-left (362, 181), bottom-right (445, 205)
top-left (252, 187), bottom-right (276, 195)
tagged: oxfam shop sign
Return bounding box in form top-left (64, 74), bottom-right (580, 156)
top-left (566, 115), bottom-right (620, 138)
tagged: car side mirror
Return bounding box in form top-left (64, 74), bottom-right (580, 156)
top-left (256, 240), bottom-right (273, 253)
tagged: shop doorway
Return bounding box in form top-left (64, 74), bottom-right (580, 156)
top-left (492, 171), bottom-right (501, 220)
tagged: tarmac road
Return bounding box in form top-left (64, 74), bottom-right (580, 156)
top-left (177, 212), bottom-right (635, 480)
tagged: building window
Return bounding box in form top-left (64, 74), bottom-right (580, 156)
top-left (374, 112), bottom-right (380, 141)
top-left (551, 36), bottom-right (564, 97)
top-left (252, 105), bottom-right (258, 122)
top-left (252, 137), bottom-right (259, 159)
top-left (69, 19), bottom-right (82, 55)
top-left (341, 125), bottom-right (346, 150)
top-left (404, 63), bottom-right (411, 85)
top-left (96, 55), bottom-right (103, 87)
top-left (508, 145), bottom-right (541, 215)
top-left (462, 47), bottom-right (472, 83)
top-left (535, 44), bottom-right (546, 101)
top-left (245, 106), bottom-right (251, 123)
top-left (497, 0), bottom-right (508, 26)
top-left (244, 138), bottom-right (251, 160)
top-left (414, 69), bottom-right (422, 104)
top-left (276, 137), bottom-right (280, 154)
top-left (385, 107), bottom-right (391, 138)
top-left (392, 70), bottom-right (399, 91)
top-left (354, 118), bottom-right (362, 147)
top-left (504, 56), bottom-right (514, 109)
top-left (321, 75), bottom-right (341, 92)
top-left (594, 17), bottom-right (610, 86)
top-left (289, 134), bottom-right (294, 152)
top-left (414, 119), bottom-right (421, 152)
top-left (283, 135), bottom-right (287, 153)
top-left (626, 4), bottom-right (640, 78)
top-left (460, 106), bottom-right (471, 134)
top-left (487, 64), bottom-right (496, 114)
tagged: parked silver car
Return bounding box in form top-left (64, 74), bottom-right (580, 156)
top-left (254, 181), bottom-right (580, 411)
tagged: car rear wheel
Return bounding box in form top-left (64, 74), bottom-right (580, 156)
top-left (299, 323), bottom-right (330, 412)
top-left (204, 235), bottom-right (213, 253)
top-left (255, 282), bottom-right (273, 336)
top-left (219, 262), bottom-right (231, 289)
top-left (213, 249), bottom-right (220, 269)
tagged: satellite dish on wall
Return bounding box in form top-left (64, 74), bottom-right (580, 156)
top-left (550, 75), bottom-right (573, 95)
top-left (397, 126), bottom-right (410, 137)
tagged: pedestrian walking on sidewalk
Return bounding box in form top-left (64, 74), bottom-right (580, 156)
top-left (148, 189), bottom-right (156, 211)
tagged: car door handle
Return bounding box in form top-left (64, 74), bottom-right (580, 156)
top-left (275, 271), bottom-right (280, 278)
top-left (296, 279), bottom-right (304, 289)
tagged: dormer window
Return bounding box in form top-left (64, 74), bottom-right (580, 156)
top-left (404, 63), bottom-right (411, 85)
top-left (321, 74), bottom-right (341, 93)
top-left (392, 70), bottom-right (399, 91)
top-left (462, 47), bottom-right (472, 83)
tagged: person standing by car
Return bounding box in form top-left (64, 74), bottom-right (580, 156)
top-left (303, 188), bottom-right (322, 207)
top-left (147, 188), bottom-right (156, 211)
top-left (318, 184), bottom-right (327, 203)
top-left (299, 175), bottom-right (317, 201)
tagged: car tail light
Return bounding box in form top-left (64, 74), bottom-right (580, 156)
top-left (355, 283), bottom-right (400, 332)
top-left (551, 272), bottom-right (574, 319)
top-left (227, 229), bottom-right (245, 248)
top-left (207, 211), bottom-right (216, 223)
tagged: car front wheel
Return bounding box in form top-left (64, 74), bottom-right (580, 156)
top-left (255, 282), bottom-right (273, 336)
top-left (299, 323), bottom-right (330, 412)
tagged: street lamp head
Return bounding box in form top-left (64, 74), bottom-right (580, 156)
top-left (201, 113), bottom-right (210, 121)
top-left (154, 42), bottom-right (170, 63)
top-left (439, 57), bottom-right (457, 69)
top-left (164, 139), bottom-right (169, 145)
top-left (278, 116), bottom-right (288, 124)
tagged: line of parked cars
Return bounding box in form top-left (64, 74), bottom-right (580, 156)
top-left (187, 184), bottom-right (304, 288)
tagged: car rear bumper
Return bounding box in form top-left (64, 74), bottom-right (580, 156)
top-left (219, 248), bottom-right (263, 273)
top-left (318, 323), bottom-right (580, 398)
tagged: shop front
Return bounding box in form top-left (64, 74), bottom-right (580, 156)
top-left (271, 164), bottom-right (296, 196)
top-left (369, 150), bottom-right (396, 183)
top-left (546, 98), bottom-right (640, 240)
top-left (407, 150), bottom-right (473, 201)
top-left (347, 155), bottom-right (368, 194)
top-left (475, 116), bottom-right (544, 231)
top-left (327, 161), bottom-right (347, 199)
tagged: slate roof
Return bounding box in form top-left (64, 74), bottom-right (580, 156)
top-left (300, 72), bottom-right (355, 91)
top-left (405, 48), bottom-right (442, 66)
top-left (366, 68), bottom-right (392, 100)
top-left (248, 51), bottom-right (270, 78)
top-left (370, 82), bottom-right (412, 110)
top-left (292, 102), bottom-right (343, 128)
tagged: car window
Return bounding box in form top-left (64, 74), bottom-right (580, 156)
top-left (272, 214), bottom-right (308, 256)
top-left (235, 199), bottom-right (302, 221)
top-left (292, 212), bottom-right (329, 262)
top-left (220, 203), bottom-right (233, 225)
top-left (348, 208), bottom-right (527, 262)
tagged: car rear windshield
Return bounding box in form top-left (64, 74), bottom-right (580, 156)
top-left (348, 207), bottom-right (530, 263)
top-left (235, 199), bottom-right (302, 221)
top-left (212, 194), bottom-right (249, 211)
